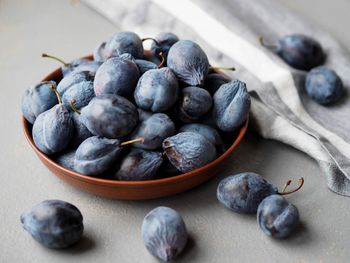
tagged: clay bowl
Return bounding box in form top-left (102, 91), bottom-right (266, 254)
top-left (22, 54), bottom-right (248, 200)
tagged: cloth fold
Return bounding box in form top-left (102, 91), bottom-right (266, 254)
top-left (83, 0), bottom-right (350, 196)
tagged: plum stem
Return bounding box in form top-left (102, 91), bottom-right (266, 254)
top-left (42, 53), bottom-right (69, 67)
top-left (121, 137), bottom-right (144, 146)
top-left (210, 66), bottom-right (236, 71)
top-left (49, 84), bottom-right (62, 104)
top-left (281, 180), bottom-right (292, 193)
top-left (70, 99), bottom-right (81, 114)
top-left (141, 37), bottom-right (160, 46)
top-left (158, 52), bottom-right (165, 68)
top-left (279, 177), bottom-right (304, 195)
top-left (259, 36), bottom-right (278, 50)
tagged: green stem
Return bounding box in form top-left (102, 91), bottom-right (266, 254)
top-left (70, 99), bottom-right (81, 114)
top-left (42, 53), bottom-right (69, 67)
top-left (49, 83), bottom-right (62, 104)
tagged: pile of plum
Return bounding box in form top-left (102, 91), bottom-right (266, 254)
top-left (22, 31), bottom-right (251, 180)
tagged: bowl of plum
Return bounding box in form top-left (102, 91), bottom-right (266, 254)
top-left (22, 32), bottom-right (250, 200)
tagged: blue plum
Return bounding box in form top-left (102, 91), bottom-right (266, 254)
top-left (80, 94), bottom-right (138, 139)
top-left (257, 195), bottom-right (299, 238)
top-left (20, 200), bottom-right (83, 248)
top-left (54, 148), bottom-right (76, 171)
top-left (70, 61), bottom-right (102, 75)
top-left (57, 71), bottom-right (95, 96)
top-left (142, 206), bottom-right (187, 262)
top-left (114, 148), bottom-right (163, 181)
top-left (150, 32), bottom-right (179, 59)
top-left (22, 81), bottom-right (58, 124)
top-left (42, 53), bottom-right (95, 77)
top-left (261, 34), bottom-right (325, 71)
top-left (137, 108), bottom-right (152, 122)
top-left (217, 173), bottom-right (278, 214)
top-left (94, 56), bottom-right (140, 97)
top-left (93, 41), bottom-right (108, 62)
top-left (167, 40), bottom-right (209, 86)
top-left (305, 66), bottom-right (343, 105)
top-left (163, 132), bottom-right (216, 173)
top-left (135, 59), bottom-right (158, 75)
top-left (62, 79), bottom-right (95, 110)
top-left (213, 80), bottom-right (250, 132)
top-left (32, 103), bottom-right (74, 155)
top-left (134, 68), bottom-right (179, 112)
top-left (179, 123), bottom-right (225, 152)
top-left (204, 73), bottom-right (230, 95)
top-left (74, 136), bottom-right (122, 175)
top-left (129, 113), bottom-right (175, 150)
top-left (104, 31), bottom-right (144, 59)
top-left (177, 86), bottom-right (212, 123)
top-left (70, 108), bottom-right (93, 147)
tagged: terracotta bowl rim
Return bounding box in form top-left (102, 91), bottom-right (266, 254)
top-left (22, 54), bottom-right (249, 187)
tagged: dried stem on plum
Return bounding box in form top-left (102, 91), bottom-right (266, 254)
top-left (70, 99), bottom-right (81, 114)
top-left (209, 66), bottom-right (236, 71)
top-left (120, 137), bottom-right (144, 146)
top-left (42, 53), bottom-right (69, 67)
top-left (258, 36), bottom-right (278, 50)
top-left (278, 177), bottom-right (304, 195)
top-left (158, 52), bottom-right (165, 68)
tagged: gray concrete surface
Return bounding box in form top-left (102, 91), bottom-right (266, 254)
top-left (1, 0), bottom-right (349, 262)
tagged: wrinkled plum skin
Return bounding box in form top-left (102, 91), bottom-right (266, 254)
top-left (142, 206), bottom-right (187, 262)
top-left (74, 136), bottom-right (122, 175)
top-left (33, 104), bottom-right (74, 155)
top-left (22, 81), bottom-right (58, 124)
top-left (217, 173), bottom-right (278, 214)
top-left (54, 148), bottom-right (76, 171)
top-left (257, 195), bottom-right (299, 238)
top-left (179, 123), bottom-right (225, 152)
top-left (20, 200), bottom-right (83, 248)
top-left (163, 132), bottom-right (216, 173)
top-left (57, 71), bottom-right (95, 96)
top-left (104, 31), bottom-right (144, 59)
top-left (62, 80), bottom-right (95, 110)
top-left (80, 94), bottom-right (138, 139)
top-left (204, 73), bottom-right (230, 95)
top-left (151, 32), bottom-right (179, 59)
top-left (305, 66), bottom-right (343, 105)
top-left (93, 41), bottom-right (108, 62)
top-left (167, 40), bottom-right (209, 86)
top-left (135, 59), bottom-right (158, 75)
top-left (70, 111), bottom-right (93, 147)
top-left (134, 68), bottom-right (179, 112)
top-left (213, 80), bottom-right (250, 132)
top-left (115, 148), bottom-right (163, 181)
top-left (177, 87), bottom-right (212, 122)
top-left (94, 56), bottom-right (140, 97)
top-left (276, 34), bottom-right (325, 71)
top-left (130, 113), bottom-right (175, 150)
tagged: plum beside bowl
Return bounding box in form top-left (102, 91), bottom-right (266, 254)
top-left (22, 54), bottom-right (248, 200)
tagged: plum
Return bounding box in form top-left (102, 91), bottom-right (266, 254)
top-left (104, 31), bottom-right (144, 59)
top-left (134, 68), bottom-right (179, 112)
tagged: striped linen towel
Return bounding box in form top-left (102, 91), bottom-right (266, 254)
top-left (83, 0), bottom-right (350, 196)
